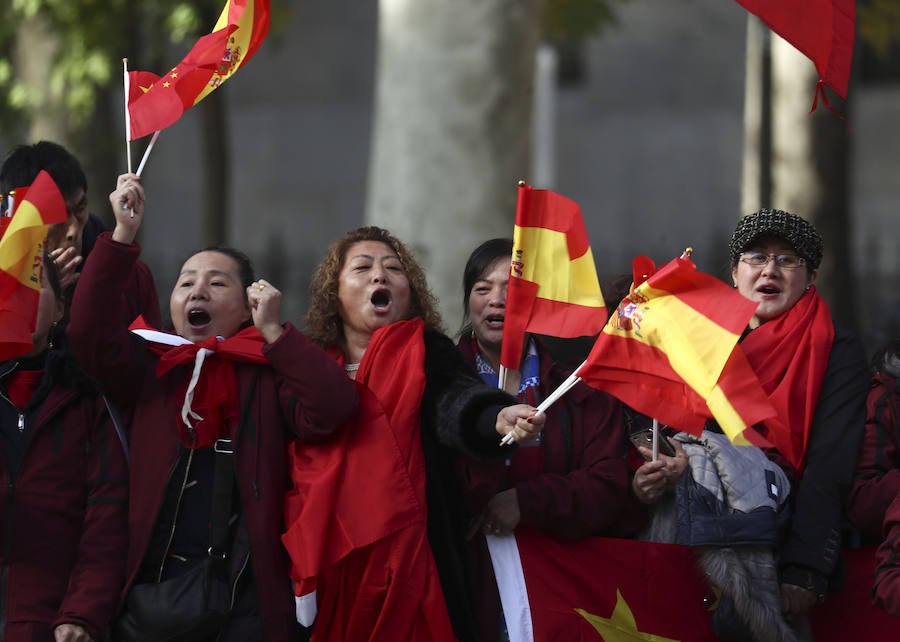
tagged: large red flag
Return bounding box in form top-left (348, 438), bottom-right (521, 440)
top-left (501, 183), bottom-right (607, 371)
top-left (0, 171), bottom-right (67, 360)
top-left (491, 530), bottom-right (717, 641)
top-left (579, 254), bottom-right (775, 442)
top-left (282, 319), bottom-right (457, 641)
top-left (127, 0), bottom-right (270, 140)
top-left (492, 531), bottom-right (898, 642)
top-left (736, 0), bottom-right (855, 99)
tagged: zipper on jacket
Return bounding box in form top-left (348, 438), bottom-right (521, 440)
top-left (16, 413), bottom-right (23, 432)
top-left (229, 551), bottom-right (251, 609)
top-left (156, 449), bottom-right (195, 583)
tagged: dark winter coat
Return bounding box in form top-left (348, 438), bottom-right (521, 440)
top-left (0, 348), bottom-right (128, 641)
top-left (68, 234), bottom-right (358, 642)
top-left (847, 372), bottom-right (900, 541)
top-left (455, 336), bottom-right (645, 641)
top-left (420, 331), bottom-right (518, 642)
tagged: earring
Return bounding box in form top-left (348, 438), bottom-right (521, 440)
top-left (48, 322), bottom-right (57, 351)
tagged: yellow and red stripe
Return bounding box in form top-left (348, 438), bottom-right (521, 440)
top-left (0, 171), bottom-right (66, 359)
top-left (581, 255), bottom-right (775, 441)
top-left (500, 184), bottom-right (607, 370)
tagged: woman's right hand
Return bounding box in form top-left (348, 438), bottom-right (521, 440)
top-left (631, 440), bottom-right (687, 504)
top-left (109, 173), bottom-right (145, 244)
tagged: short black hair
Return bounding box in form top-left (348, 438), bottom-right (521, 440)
top-left (0, 141), bottom-right (88, 200)
top-left (460, 238), bottom-right (513, 334)
top-left (197, 246), bottom-right (256, 290)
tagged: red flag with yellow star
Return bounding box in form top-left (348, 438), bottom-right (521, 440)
top-left (491, 529), bottom-right (717, 641)
top-left (0, 171), bottom-right (67, 360)
top-left (500, 182), bottom-right (607, 371)
top-left (127, 0), bottom-right (270, 140)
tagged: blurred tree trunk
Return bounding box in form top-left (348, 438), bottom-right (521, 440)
top-left (199, 4), bottom-right (230, 247)
top-left (366, 0), bottom-right (543, 329)
top-left (200, 94), bottom-right (229, 246)
top-left (769, 36), bottom-right (854, 329)
top-left (16, 14), bottom-right (66, 143)
top-left (741, 19), bottom-right (855, 330)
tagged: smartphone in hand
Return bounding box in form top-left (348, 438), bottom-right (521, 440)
top-left (629, 427), bottom-right (676, 460)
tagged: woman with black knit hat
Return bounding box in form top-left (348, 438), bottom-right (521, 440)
top-left (727, 209), bottom-right (868, 637)
top-left (633, 209), bottom-right (869, 640)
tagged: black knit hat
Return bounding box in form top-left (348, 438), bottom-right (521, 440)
top-left (728, 209), bottom-right (823, 269)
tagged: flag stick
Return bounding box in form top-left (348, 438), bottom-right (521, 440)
top-left (136, 131), bottom-right (160, 177)
top-left (500, 359), bottom-right (586, 446)
top-left (123, 59), bottom-right (132, 173)
top-left (652, 418), bottom-right (659, 461)
top-left (498, 365), bottom-right (508, 391)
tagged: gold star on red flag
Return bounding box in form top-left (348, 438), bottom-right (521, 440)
top-left (575, 590), bottom-right (678, 642)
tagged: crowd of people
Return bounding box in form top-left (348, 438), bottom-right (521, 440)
top-left (0, 140), bottom-right (897, 642)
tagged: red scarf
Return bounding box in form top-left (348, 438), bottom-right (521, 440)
top-left (134, 322), bottom-right (268, 449)
top-left (740, 286), bottom-right (834, 472)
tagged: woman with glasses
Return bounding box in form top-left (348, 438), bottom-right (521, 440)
top-left (634, 209), bottom-right (868, 640)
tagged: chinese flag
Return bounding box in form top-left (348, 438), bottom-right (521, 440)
top-left (578, 254), bottom-right (775, 442)
top-left (736, 0), bottom-right (855, 98)
top-left (0, 171), bottom-right (67, 360)
top-left (491, 530), bottom-right (717, 641)
top-left (500, 183), bottom-right (607, 371)
top-left (127, 0), bottom-right (270, 140)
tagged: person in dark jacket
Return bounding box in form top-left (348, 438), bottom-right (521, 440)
top-left (283, 226), bottom-right (543, 642)
top-left (0, 254), bottom-right (128, 641)
top-left (67, 173), bottom-right (358, 642)
top-left (633, 210), bottom-right (869, 640)
top-left (847, 340), bottom-right (900, 542)
top-left (453, 238), bottom-right (646, 641)
top-left (0, 140), bottom-right (160, 327)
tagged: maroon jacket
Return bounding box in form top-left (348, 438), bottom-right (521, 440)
top-left (456, 336), bottom-right (646, 640)
top-left (848, 373), bottom-right (900, 540)
top-left (873, 493), bottom-right (900, 617)
top-left (0, 353), bottom-right (128, 641)
top-left (68, 234), bottom-right (358, 641)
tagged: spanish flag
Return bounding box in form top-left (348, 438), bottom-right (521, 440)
top-left (500, 183), bottom-right (607, 371)
top-left (127, 0), bottom-right (270, 140)
top-left (0, 171), bottom-right (67, 360)
top-left (579, 254), bottom-right (776, 442)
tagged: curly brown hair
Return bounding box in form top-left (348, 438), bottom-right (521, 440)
top-left (305, 226), bottom-right (444, 347)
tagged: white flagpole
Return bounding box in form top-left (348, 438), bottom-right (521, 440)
top-left (500, 359), bottom-right (586, 446)
top-left (136, 131), bottom-right (160, 177)
top-left (652, 418), bottom-right (660, 461)
top-left (498, 364), bottom-right (508, 391)
top-left (123, 59), bottom-right (132, 173)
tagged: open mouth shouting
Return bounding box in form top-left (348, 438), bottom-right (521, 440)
top-left (187, 307), bottom-right (212, 331)
top-left (370, 288), bottom-right (392, 314)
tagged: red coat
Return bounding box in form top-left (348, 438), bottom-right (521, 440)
top-left (68, 234), bottom-right (358, 641)
top-left (0, 356), bottom-right (128, 641)
top-left (848, 373), bottom-right (900, 540)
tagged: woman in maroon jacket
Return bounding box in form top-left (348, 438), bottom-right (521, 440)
top-left (454, 238), bottom-right (645, 641)
top-left (0, 256), bottom-right (128, 642)
top-left (67, 174), bottom-right (358, 642)
top-left (847, 340), bottom-right (900, 541)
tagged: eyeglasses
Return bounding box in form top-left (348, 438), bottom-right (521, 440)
top-left (739, 252), bottom-right (806, 269)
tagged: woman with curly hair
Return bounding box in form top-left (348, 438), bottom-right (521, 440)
top-left (283, 226), bottom-right (544, 642)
